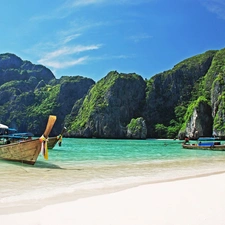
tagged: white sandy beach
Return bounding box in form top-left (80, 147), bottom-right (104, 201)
top-left (1, 173), bottom-right (225, 225)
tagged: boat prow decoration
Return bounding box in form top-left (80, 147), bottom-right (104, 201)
top-left (48, 126), bottom-right (67, 149)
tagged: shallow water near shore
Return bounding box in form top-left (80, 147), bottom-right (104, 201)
top-left (1, 138), bottom-right (225, 214)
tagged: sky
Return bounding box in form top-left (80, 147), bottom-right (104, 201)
top-left (0, 0), bottom-right (225, 81)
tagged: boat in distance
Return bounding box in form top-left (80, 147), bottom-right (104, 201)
top-left (182, 137), bottom-right (225, 151)
top-left (0, 115), bottom-right (56, 165)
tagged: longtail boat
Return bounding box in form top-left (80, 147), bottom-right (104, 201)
top-left (182, 137), bottom-right (225, 151)
top-left (48, 127), bottom-right (66, 149)
top-left (0, 115), bottom-right (56, 165)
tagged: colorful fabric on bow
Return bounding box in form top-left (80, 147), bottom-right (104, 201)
top-left (39, 135), bottom-right (48, 160)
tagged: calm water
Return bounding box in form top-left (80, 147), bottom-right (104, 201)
top-left (1, 138), bottom-right (225, 213)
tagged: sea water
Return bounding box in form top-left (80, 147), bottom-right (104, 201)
top-left (1, 138), bottom-right (225, 213)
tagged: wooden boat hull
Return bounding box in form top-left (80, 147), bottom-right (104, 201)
top-left (0, 115), bottom-right (57, 165)
top-left (48, 137), bottom-right (58, 149)
top-left (0, 139), bottom-right (41, 165)
top-left (182, 144), bottom-right (225, 151)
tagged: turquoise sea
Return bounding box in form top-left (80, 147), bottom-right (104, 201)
top-left (1, 138), bottom-right (225, 214)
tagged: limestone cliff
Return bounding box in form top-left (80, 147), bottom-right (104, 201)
top-left (0, 53), bottom-right (95, 135)
top-left (144, 50), bottom-right (216, 137)
top-left (67, 71), bottom-right (146, 138)
top-left (178, 97), bottom-right (213, 139)
top-left (0, 53), bottom-right (55, 85)
top-left (176, 49), bottom-right (225, 139)
top-left (1, 48), bottom-right (225, 139)
top-left (126, 117), bottom-right (147, 139)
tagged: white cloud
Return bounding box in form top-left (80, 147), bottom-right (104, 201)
top-left (201, 0), bottom-right (225, 19)
top-left (62, 34), bottom-right (81, 44)
top-left (37, 44), bottom-right (101, 69)
top-left (28, 0), bottom-right (152, 73)
top-left (64, 0), bottom-right (153, 9)
top-left (31, 0), bottom-right (153, 22)
top-left (42, 44), bottom-right (101, 60)
top-left (39, 56), bottom-right (88, 69)
top-left (68, 0), bottom-right (105, 7)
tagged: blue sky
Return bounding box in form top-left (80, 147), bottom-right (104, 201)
top-left (0, 0), bottom-right (225, 81)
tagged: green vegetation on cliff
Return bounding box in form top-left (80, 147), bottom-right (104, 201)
top-left (70, 73), bottom-right (113, 131)
top-left (70, 71), bottom-right (142, 132)
top-left (180, 96), bottom-right (210, 132)
top-left (204, 49), bottom-right (225, 96)
top-left (27, 85), bottom-right (60, 117)
top-left (214, 93), bottom-right (225, 132)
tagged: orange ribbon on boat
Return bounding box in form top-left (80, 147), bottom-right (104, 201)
top-left (39, 135), bottom-right (48, 160)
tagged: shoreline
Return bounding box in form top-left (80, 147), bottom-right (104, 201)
top-left (1, 171), bottom-right (225, 225)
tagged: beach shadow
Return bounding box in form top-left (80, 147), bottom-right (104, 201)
top-left (0, 159), bottom-right (62, 169)
top-left (0, 159), bottom-right (82, 171)
top-left (31, 161), bottom-right (64, 169)
top-left (34, 161), bottom-right (83, 171)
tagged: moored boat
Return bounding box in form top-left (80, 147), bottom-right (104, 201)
top-left (182, 137), bottom-right (225, 151)
top-left (48, 127), bottom-right (66, 149)
top-left (0, 127), bottom-right (34, 144)
top-left (0, 115), bottom-right (56, 165)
